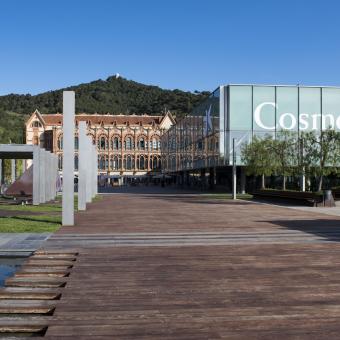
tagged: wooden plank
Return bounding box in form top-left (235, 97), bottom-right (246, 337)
top-left (5, 278), bottom-right (66, 288)
top-left (14, 191), bottom-right (340, 339)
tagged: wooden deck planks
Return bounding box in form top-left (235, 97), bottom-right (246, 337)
top-left (34, 191), bottom-right (340, 339)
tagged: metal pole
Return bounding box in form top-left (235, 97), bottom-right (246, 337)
top-left (232, 138), bottom-right (237, 200)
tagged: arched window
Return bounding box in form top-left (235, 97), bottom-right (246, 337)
top-left (98, 155), bottom-right (105, 171)
top-left (57, 135), bottom-right (63, 150)
top-left (110, 156), bottom-right (121, 170)
top-left (31, 121), bottom-right (42, 128)
top-left (152, 156), bottom-right (159, 170)
top-left (124, 155), bottom-right (134, 170)
top-left (111, 137), bottom-right (120, 150)
top-left (74, 154), bottom-right (79, 171)
top-left (139, 155), bottom-right (146, 170)
top-left (139, 138), bottom-right (145, 150)
top-left (58, 155), bottom-right (63, 170)
top-left (125, 137), bottom-right (133, 150)
top-left (98, 136), bottom-right (107, 150)
top-left (152, 138), bottom-right (159, 150)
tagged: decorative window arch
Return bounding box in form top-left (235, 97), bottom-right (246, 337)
top-left (111, 136), bottom-right (121, 150)
top-left (98, 136), bottom-right (108, 150)
top-left (152, 156), bottom-right (160, 170)
top-left (139, 155), bottom-right (147, 170)
top-left (57, 135), bottom-right (63, 150)
top-left (98, 155), bottom-right (107, 171)
top-left (151, 136), bottom-right (160, 150)
top-left (31, 121), bottom-right (42, 128)
top-left (125, 136), bottom-right (133, 150)
top-left (138, 136), bottom-right (146, 150)
top-left (124, 155), bottom-right (134, 170)
top-left (110, 155), bottom-right (121, 170)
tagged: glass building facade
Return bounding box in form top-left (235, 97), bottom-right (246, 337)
top-left (161, 84), bottom-right (340, 172)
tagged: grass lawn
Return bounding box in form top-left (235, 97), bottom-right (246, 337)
top-left (0, 194), bottom-right (95, 213)
top-left (0, 215), bottom-right (60, 233)
top-left (0, 194), bottom-right (102, 232)
top-left (201, 193), bottom-right (253, 200)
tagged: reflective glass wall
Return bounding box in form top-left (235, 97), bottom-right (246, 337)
top-left (162, 85), bottom-right (340, 171)
top-left (161, 88), bottom-right (220, 172)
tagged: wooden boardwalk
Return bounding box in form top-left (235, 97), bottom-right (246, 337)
top-left (5, 188), bottom-right (340, 339)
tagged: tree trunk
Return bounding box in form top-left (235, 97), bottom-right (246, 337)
top-left (283, 176), bottom-right (286, 190)
top-left (318, 175), bottom-right (323, 192)
top-left (261, 174), bottom-right (265, 189)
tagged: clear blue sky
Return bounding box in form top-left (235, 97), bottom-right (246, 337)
top-left (1, 0), bottom-right (340, 95)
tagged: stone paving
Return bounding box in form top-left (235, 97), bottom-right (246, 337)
top-left (0, 233), bottom-right (52, 256)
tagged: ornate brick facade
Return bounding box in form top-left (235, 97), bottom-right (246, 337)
top-left (25, 110), bottom-right (174, 180)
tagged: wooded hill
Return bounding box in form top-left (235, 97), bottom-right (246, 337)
top-left (0, 76), bottom-right (209, 143)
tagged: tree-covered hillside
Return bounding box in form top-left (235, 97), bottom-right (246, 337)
top-left (0, 76), bottom-right (209, 144)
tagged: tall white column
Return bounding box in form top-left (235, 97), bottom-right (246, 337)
top-left (39, 149), bottom-right (46, 203)
top-left (62, 91), bottom-right (75, 226)
top-left (86, 138), bottom-right (92, 203)
top-left (33, 146), bottom-right (40, 205)
top-left (11, 159), bottom-right (16, 183)
top-left (78, 121), bottom-right (87, 210)
top-left (93, 144), bottom-right (98, 197)
top-left (44, 151), bottom-right (50, 202)
top-left (52, 154), bottom-right (57, 199)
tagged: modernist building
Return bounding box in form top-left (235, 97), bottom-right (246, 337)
top-left (161, 84), bottom-right (340, 190)
top-left (26, 110), bottom-right (174, 183)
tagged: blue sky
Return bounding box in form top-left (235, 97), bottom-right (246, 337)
top-left (1, 0), bottom-right (340, 95)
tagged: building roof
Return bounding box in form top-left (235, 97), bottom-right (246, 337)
top-left (41, 113), bottom-right (164, 126)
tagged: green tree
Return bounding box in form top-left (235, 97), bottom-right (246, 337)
top-left (270, 131), bottom-right (298, 190)
top-left (301, 129), bottom-right (340, 191)
top-left (241, 135), bottom-right (274, 189)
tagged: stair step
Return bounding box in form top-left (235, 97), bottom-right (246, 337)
top-left (5, 278), bottom-right (66, 288)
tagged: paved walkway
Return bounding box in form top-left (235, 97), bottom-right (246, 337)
top-left (13, 189), bottom-right (340, 339)
top-left (0, 233), bottom-right (51, 256)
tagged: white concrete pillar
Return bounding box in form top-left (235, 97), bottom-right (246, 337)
top-left (11, 159), bottom-right (16, 184)
top-left (62, 91), bottom-right (75, 226)
top-left (44, 151), bottom-right (50, 202)
top-left (47, 152), bottom-right (53, 201)
top-left (53, 154), bottom-right (57, 199)
top-left (33, 146), bottom-right (40, 205)
top-left (85, 138), bottom-right (92, 203)
top-left (39, 149), bottom-right (46, 203)
top-left (78, 121), bottom-right (87, 210)
top-left (93, 144), bottom-right (98, 197)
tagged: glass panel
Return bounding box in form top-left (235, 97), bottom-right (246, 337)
top-left (229, 85), bottom-right (252, 130)
top-left (322, 88), bottom-right (340, 130)
top-left (276, 87), bottom-right (298, 131)
top-left (253, 86), bottom-right (275, 132)
top-left (299, 87), bottom-right (321, 131)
